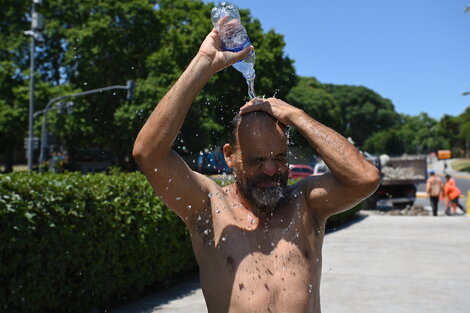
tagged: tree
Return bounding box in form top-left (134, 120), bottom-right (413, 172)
top-left (362, 129), bottom-right (405, 155)
top-left (363, 113), bottom-right (447, 155)
top-left (16, 0), bottom-right (295, 169)
top-left (322, 84), bottom-right (400, 147)
top-left (286, 77), bottom-right (342, 149)
top-left (0, 1), bottom-right (31, 172)
top-left (457, 106), bottom-right (470, 157)
top-left (118, 0), bottom-right (297, 158)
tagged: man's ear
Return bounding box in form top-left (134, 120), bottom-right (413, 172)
top-left (223, 143), bottom-right (235, 168)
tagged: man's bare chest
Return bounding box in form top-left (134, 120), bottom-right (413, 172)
top-left (190, 188), bottom-right (324, 275)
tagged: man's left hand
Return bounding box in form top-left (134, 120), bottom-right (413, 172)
top-left (239, 97), bottom-right (302, 126)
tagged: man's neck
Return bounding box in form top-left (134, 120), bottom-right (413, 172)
top-left (232, 182), bottom-right (278, 223)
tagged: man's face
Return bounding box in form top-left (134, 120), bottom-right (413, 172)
top-left (230, 116), bottom-right (289, 210)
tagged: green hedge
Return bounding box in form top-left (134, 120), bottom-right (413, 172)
top-left (0, 170), bottom-right (196, 313)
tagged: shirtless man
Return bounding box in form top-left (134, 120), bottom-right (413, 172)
top-left (133, 29), bottom-right (380, 313)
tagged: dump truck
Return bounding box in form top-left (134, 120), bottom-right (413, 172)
top-left (362, 154), bottom-right (428, 209)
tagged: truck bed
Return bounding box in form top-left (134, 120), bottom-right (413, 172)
top-left (380, 156), bottom-right (427, 185)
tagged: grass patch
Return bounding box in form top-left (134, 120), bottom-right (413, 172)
top-left (451, 159), bottom-right (470, 173)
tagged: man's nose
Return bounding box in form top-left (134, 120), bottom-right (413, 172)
top-left (262, 160), bottom-right (278, 177)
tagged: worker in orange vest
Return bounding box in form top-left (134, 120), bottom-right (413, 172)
top-left (444, 174), bottom-right (465, 215)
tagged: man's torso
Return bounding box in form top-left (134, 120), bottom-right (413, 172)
top-left (427, 176), bottom-right (442, 197)
top-left (188, 182), bottom-right (325, 313)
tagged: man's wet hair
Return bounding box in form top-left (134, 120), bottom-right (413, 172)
top-left (228, 111), bottom-right (288, 147)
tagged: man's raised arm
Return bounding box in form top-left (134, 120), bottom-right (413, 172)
top-left (239, 98), bottom-right (380, 219)
top-left (132, 30), bottom-right (252, 222)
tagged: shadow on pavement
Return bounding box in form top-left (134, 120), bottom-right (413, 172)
top-left (109, 274), bottom-right (202, 313)
top-left (325, 213), bottom-right (369, 234)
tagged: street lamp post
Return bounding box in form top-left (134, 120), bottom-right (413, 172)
top-left (25, 0), bottom-right (45, 171)
top-left (37, 82), bottom-right (135, 166)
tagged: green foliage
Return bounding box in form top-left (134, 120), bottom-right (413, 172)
top-left (140, 0), bottom-right (297, 154)
top-left (286, 77), bottom-right (342, 149)
top-left (0, 0), bottom-right (296, 170)
top-left (0, 170), bottom-right (196, 312)
top-left (363, 112), bottom-right (446, 155)
top-left (322, 84), bottom-right (400, 147)
top-left (2, 0), bottom-right (470, 171)
top-left (292, 77), bottom-right (343, 131)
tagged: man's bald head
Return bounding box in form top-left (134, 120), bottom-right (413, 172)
top-left (228, 111), bottom-right (288, 148)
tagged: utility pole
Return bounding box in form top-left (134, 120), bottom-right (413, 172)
top-left (25, 0), bottom-right (44, 171)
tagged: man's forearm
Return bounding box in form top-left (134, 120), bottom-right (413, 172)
top-left (289, 111), bottom-right (377, 186)
top-left (133, 54), bottom-right (213, 163)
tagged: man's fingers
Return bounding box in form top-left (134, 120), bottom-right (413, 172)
top-left (229, 45), bottom-right (254, 64)
top-left (239, 98), bottom-right (269, 114)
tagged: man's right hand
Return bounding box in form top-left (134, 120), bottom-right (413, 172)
top-left (198, 29), bottom-right (253, 74)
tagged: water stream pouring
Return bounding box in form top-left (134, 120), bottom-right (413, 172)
top-left (211, 1), bottom-right (256, 99)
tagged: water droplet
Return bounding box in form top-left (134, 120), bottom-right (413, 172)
top-left (329, 267), bottom-right (333, 273)
top-left (251, 219), bottom-right (255, 224)
top-left (197, 215), bottom-right (201, 221)
top-left (221, 236), bottom-right (226, 241)
top-left (204, 229), bottom-right (210, 235)
top-left (308, 284), bottom-right (313, 293)
top-left (176, 197), bottom-right (181, 201)
top-left (208, 193), bottom-right (213, 198)
top-left (216, 208), bottom-right (220, 213)
top-left (316, 258), bottom-right (319, 262)
top-left (270, 242), bottom-right (275, 247)
top-left (187, 205), bottom-right (192, 209)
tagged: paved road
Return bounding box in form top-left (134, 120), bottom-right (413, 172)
top-left (110, 214), bottom-right (470, 313)
top-left (321, 215), bottom-right (470, 313)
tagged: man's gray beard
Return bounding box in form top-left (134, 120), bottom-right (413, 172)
top-left (250, 185), bottom-right (285, 208)
top-left (236, 174), bottom-right (287, 210)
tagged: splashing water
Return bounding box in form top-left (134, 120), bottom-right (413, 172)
top-left (247, 78), bottom-right (256, 99)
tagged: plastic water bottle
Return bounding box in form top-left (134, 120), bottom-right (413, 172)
top-left (211, 1), bottom-right (256, 98)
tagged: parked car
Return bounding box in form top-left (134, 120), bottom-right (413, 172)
top-left (197, 150), bottom-right (232, 175)
top-left (288, 164), bottom-right (314, 179)
top-left (313, 161), bottom-right (329, 175)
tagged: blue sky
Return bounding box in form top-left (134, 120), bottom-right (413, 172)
top-left (206, 0), bottom-right (470, 119)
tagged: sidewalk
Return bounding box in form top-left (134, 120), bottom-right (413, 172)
top-left (428, 158), bottom-right (470, 179)
top-left (110, 214), bottom-right (470, 313)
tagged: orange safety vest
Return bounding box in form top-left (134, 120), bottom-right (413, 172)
top-left (444, 182), bottom-right (461, 201)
